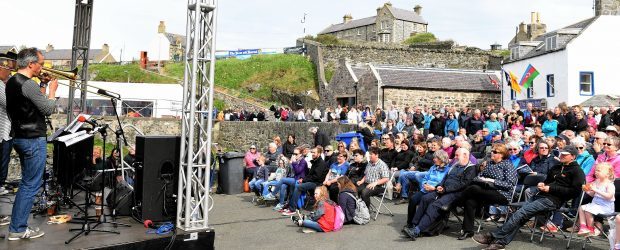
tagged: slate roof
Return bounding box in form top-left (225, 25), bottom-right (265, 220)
top-left (42, 49), bottom-right (102, 60)
top-left (318, 6), bottom-right (426, 34)
top-left (164, 32), bottom-right (186, 47)
top-left (580, 95), bottom-right (620, 107)
top-left (375, 66), bottom-right (500, 92)
top-left (0, 46), bottom-right (17, 54)
top-left (508, 17), bottom-right (597, 62)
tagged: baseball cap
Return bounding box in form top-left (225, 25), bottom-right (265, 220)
top-left (559, 145), bottom-right (578, 156)
top-left (605, 126), bottom-right (618, 133)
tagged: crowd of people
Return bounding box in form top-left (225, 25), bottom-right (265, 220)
top-left (242, 100), bottom-right (620, 249)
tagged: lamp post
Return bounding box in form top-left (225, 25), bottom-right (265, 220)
top-left (354, 82), bottom-right (358, 107)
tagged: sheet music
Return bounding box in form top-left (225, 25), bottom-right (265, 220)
top-left (64, 114), bottom-right (91, 134)
top-left (63, 133), bottom-right (93, 147)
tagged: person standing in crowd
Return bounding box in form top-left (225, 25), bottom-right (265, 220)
top-left (466, 109), bottom-right (484, 136)
top-left (570, 111), bottom-right (588, 133)
top-left (411, 107), bottom-right (424, 131)
top-left (382, 119), bottom-right (398, 136)
top-left (542, 111), bottom-right (558, 137)
top-left (429, 111), bottom-right (445, 137)
top-left (307, 126), bottom-right (328, 148)
top-left (0, 52), bottom-right (16, 201)
top-left (598, 107), bottom-right (613, 131)
top-left (311, 107), bottom-right (322, 122)
top-left (444, 113), bottom-right (459, 138)
top-left (6, 48), bottom-right (58, 240)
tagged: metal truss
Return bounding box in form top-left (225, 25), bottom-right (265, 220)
top-left (177, 0), bottom-right (218, 231)
top-left (67, 0), bottom-right (93, 124)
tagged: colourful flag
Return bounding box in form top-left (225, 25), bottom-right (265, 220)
top-left (508, 71), bottom-right (521, 93)
top-left (488, 75), bottom-right (499, 89)
top-left (519, 64), bottom-right (540, 89)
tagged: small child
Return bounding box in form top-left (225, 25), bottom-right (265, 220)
top-left (291, 186), bottom-right (336, 233)
top-left (261, 156), bottom-right (291, 200)
top-left (577, 162), bottom-right (616, 237)
top-left (249, 156), bottom-right (269, 197)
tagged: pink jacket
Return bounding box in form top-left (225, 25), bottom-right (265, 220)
top-left (586, 153), bottom-right (620, 183)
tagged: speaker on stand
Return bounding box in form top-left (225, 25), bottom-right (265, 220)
top-left (135, 135), bottom-right (180, 222)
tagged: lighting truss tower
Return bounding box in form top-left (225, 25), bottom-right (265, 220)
top-left (67, 0), bottom-right (94, 124)
top-left (177, 0), bottom-right (218, 231)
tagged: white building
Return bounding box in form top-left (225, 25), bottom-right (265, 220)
top-left (147, 21), bottom-right (185, 62)
top-left (502, 13), bottom-right (620, 109)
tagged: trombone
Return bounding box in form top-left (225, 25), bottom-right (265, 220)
top-left (41, 67), bottom-right (120, 99)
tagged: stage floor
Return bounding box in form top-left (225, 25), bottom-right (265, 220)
top-left (0, 192), bottom-right (174, 249)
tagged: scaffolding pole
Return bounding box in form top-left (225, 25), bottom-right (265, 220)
top-left (67, 0), bottom-right (93, 124)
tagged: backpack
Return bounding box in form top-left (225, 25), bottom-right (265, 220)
top-left (333, 204), bottom-right (345, 231)
top-left (345, 192), bottom-right (370, 225)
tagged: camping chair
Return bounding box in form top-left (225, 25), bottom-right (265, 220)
top-left (371, 171), bottom-right (396, 220)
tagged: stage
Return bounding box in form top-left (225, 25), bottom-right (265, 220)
top-left (0, 192), bottom-right (214, 249)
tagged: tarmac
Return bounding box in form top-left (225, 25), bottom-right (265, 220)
top-left (209, 193), bottom-right (611, 250)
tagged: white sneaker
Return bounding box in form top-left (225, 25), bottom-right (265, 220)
top-left (0, 187), bottom-right (8, 196)
top-left (8, 227), bottom-right (45, 240)
top-left (0, 215), bottom-right (9, 226)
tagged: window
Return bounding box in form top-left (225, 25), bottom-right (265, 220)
top-left (546, 74), bottom-right (555, 97)
top-left (510, 88), bottom-right (516, 100)
top-left (545, 36), bottom-right (557, 51)
top-left (579, 72), bottom-right (594, 96)
top-left (381, 34), bottom-right (391, 43)
top-left (381, 20), bottom-right (389, 29)
top-left (510, 47), bottom-right (519, 60)
top-left (357, 28), bottom-right (361, 35)
top-left (526, 82), bottom-right (534, 98)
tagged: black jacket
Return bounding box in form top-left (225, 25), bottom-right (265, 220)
top-left (439, 162), bottom-right (476, 194)
top-left (391, 150), bottom-right (414, 170)
top-left (599, 113), bottom-right (612, 131)
top-left (539, 160), bottom-right (585, 206)
top-left (6, 73), bottom-right (51, 138)
top-left (314, 130), bottom-right (330, 148)
top-left (416, 151), bottom-right (435, 171)
top-left (379, 148), bottom-right (397, 167)
top-left (569, 118), bottom-right (588, 133)
top-left (429, 117), bottom-right (446, 136)
top-left (346, 161), bottom-right (366, 183)
top-left (412, 113), bottom-right (424, 129)
top-left (304, 157), bottom-right (329, 184)
top-left (282, 142), bottom-right (297, 158)
top-left (357, 127), bottom-right (374, 147)
top-left (466, 117), bottom-right (484, 135)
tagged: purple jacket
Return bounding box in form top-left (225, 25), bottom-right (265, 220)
top-left (292, 158), bottom-right (308, 180)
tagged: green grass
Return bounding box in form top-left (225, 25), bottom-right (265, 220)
top-left (166, 54), bottom-right (317, 97)
top-left (88, 63), bottom-right (178, 83)
top-left (404, 32), bottom-right (437, 45)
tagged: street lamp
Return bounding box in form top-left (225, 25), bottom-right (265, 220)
top-left (124, 70), bottom-right (129, 83)
top-left (354, 82), bottom-right (358, 107)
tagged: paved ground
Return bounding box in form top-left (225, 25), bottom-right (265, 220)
top-left (209, 193), bottom-right (610, 250)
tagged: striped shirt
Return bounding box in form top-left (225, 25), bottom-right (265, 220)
top-left (0, 80), bottom-right (11, 141)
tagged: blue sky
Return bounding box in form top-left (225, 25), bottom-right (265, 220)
top-left (2, 0), bottom-right (594, 61)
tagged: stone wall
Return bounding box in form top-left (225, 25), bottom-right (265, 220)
top-left (384, 88), bottom-right (500, 110)
top-left (213, 121), bottom-right (357, 152)
top-left (596, 0), bottom-right (620, 15)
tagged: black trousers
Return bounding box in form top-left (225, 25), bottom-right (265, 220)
top-left (357, 183), bottom-right (385, 209)
top-left (459, 184), bottom-right (509, 233)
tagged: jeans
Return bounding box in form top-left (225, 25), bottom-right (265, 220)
top-left (279, 177), bottom-right (297, 205)
top-left (9, 137), bottom-right (46, 233)
top-left (249, 178), bottom-right (265, 194)
top-left (357, 182), bottom-right (385, 209)
top-left (406, 191), bottom-right (427, 226)
top-left (290, 182), bottom-right (317, 212)
top-left (491, 197), bottom-right (556, 245)
top-left (398, 170), bottom-right (427, 198)
top-left (302, 219), bottom-right (324, 232)
top-left (0, 139), bottom-right (13, 185)
top-left (261, 179), bottom-right (283, 196)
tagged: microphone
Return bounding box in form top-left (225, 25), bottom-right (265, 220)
top-left (77, 115), bottom-right (98, 127)
top-left (97, 89), bottom-right (120, 99)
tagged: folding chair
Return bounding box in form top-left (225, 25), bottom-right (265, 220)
top-left (476, 184), bottom-right (519, 233)
top-left (371, 171), bottom-right (396, 220)
top-left (506, 174), bottom-right (547, 218)
top-left (526, 190), bottom-right (585, 246)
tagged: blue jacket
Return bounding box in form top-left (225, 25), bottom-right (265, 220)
top-left (542, 120), bottom-right (558, 137)
top-left (484, 120), bottom-right (502, 133)
top-left (576, 151), bottom-right (595, 175)
top-left (419, 164), bottom-right (451, 193)
top-left (424, 113), bottom-right (433, 130)
top-left (444, 118), bottom-right (459, 136)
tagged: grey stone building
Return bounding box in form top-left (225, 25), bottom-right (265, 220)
top-left (318, 2), bottom-right (428, 44)
top-left (42, 43), bottom-right (117, 67)
top-left (324, 60), bottom-right (501, 110)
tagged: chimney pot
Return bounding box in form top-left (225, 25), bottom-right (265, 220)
top-left (158, 21), bottom-right (166, 34)
top-left (414, 5), bottom-right (422, 15)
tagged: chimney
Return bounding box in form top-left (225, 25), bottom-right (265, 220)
top-left (519, 22), bottom-right (527, 34)
top-left (530, 12), bottom-right (537, 24)
top-left (385, 2), bottom-right (392, 7)
top-left (102, 44), bottom-right (109, 53)
top-left (595, 0), bottom-right (620, 16)
top-left (343, 14), bottom-right (353, 24)
top-left (377, 7), bottom-right (382, 15)
top-left (45, 44), bottom-right (54, 52)
top-left (158, 21), bottom-right (166, 34)
top-left (414, 5), bottom-right (422, 15)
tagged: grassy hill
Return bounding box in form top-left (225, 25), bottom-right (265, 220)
top-left (87, 54), bottom-right (318, 103)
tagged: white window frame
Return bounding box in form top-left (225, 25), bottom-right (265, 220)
top-left (510, 47), bottom-right (519, 60)
top-left (545, 36), bottom-right (557, 51)
top-left (579, 72), bottom-right (594, 96)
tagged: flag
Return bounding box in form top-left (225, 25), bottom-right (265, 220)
top-left (519, 64), bottom-right (540, 89)
top-left (508, 71), bottom-right (521, 93)
top-left (488, 75), bottom-right (499, 89)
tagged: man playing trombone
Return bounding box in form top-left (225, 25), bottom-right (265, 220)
top-left (5, 48), bottom-right (57, 240)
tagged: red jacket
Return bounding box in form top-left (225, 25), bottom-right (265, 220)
top-left (317, 201), bottom-right (336, 232)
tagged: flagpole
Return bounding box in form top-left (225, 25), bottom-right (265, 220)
top-left (500, 62), bottom-right (504, 108)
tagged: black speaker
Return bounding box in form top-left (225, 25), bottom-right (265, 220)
top-left (106, 181), bottom-right (134, 216)
top-left (135, 135), bottom-right (180, 222)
